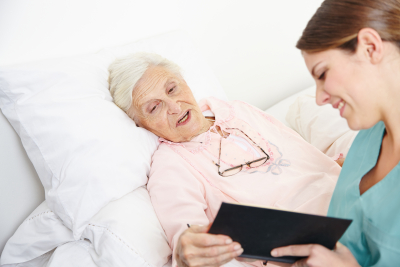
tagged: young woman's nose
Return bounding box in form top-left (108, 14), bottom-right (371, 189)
top-left (167, 100), bottom-right (181, 114)
top-left (315, 87), bottom-right (331, 106)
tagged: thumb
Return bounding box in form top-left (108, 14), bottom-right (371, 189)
top-left (334, 242), bottom-right (347, 252)
top-left (293, 258), bottom-right (308, 267)
top-left (189, 224), bottom-right (209, 233)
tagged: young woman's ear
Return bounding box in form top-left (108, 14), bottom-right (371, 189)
top-left (356, 28), bottom-right (384, 64)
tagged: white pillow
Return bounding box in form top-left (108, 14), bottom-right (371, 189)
top-left (0, 31), bottom-right (227, 266)
top-left (1, 187), bottom-right (171, 267)
top-left (0, 50), bottom-right (157, 241)
top-left (286, 91), bottom-right (358, 157)
top-left (264, 86), bottom-right (316, 128)
top-left (2, 241), bottom-right (95, 267)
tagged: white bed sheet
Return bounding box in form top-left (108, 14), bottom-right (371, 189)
top-left (1, 247), bottom-right (248, 267)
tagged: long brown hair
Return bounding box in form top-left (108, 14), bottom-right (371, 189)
top-left (297, 0), bottom-right (400, 53)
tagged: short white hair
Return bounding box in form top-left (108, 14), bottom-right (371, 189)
top-left (108, 52), bottom-right (182, 116)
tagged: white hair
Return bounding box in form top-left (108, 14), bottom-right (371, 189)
top-left (108, 52), bottom-right (182, 117)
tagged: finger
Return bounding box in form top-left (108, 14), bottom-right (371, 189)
top-left (271, 244), bottom-right (316, 257)
top-left (334, 242), bottom-right (344, 251)
top-left (335, 158), bottom-right (345, 167)
top-left (193, 242), bottom-right (242, 257)
top-left (334, 242), bottom-right (352, 255)
top-left (292, 258), bottom-right (309, 267)
top-left (189, 232), bottom-right (233, 247)
top-left (191, 248), bottom-right (244, 267)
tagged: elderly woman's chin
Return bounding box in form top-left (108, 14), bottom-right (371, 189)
top-left (164, 116), bottom-right (211, 143)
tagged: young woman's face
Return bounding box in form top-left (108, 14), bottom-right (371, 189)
top-left (303, 48), bottom-right (382, 131)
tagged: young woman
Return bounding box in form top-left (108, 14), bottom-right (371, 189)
top-left (271, 0), bottom-right (400, 266)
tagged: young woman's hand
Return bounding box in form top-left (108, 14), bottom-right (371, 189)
top-left (270, 242), bottom-right (360, 267)
top-left (335, 157), bottom-right (345, 167)
top-left (176, 225), bottom-right (244, 267)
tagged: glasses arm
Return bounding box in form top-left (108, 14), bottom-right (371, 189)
top-left (259, 147), bottom-right (270, 160)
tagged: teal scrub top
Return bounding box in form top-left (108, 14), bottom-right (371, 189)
top-left (328, 121), bottom-right (400, 266)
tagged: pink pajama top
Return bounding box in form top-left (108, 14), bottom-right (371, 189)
top-left (147, 97), bottom-right (341, 267)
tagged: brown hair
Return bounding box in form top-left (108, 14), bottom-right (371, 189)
top-left (297, 0), bottom-right (400, 53)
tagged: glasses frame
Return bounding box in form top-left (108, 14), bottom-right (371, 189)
top-left (214, 128), bottom-right (270, 177)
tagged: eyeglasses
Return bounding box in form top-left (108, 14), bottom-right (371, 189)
top-left (214, 128), bottom-right (270, 177)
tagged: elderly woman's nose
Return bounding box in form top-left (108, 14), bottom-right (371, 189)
top-left (315, 87), bottom-right (330, 106)
top-left (166, 100), bottom-right (181, 114)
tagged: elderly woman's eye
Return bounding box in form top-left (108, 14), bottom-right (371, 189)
top-left (150, 104), bottom-right (158, 113)
top-left (168, 87), bottom-right (175, 93)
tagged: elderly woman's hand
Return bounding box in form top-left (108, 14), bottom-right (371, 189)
top-left (176, 225), bottom-right (244, 267)
top-left (270, 242), bottom-right (360, 267)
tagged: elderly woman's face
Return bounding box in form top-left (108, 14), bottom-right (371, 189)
top-left (129, 65), bottom-right (209, 142)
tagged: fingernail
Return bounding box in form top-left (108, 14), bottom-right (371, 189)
top-left (234, 244), bottom-right (241, 250)
top-left (225, 238), bottom-right (232, 244)
top-left (237, 248), bottom-right (244, 255)
top-left (271, 250), bottom-right (277, 256)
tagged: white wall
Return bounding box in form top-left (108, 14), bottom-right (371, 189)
top-left (0, 0), bottom-right (323, 110)
top-left (0, 0), bottom-right (325, 253)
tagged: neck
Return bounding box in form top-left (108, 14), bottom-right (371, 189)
top-left (198, 116), bottom-right (215, 135)
top-left (379, 51), bottom-right (400, 148)
top-left (380, 88), bottom-right (400, 149)
top-left (382, 116), bottom-right (400, 150)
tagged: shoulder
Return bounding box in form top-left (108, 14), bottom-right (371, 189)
top-left (150, 142), bottom-right (198, 177)
top-left (147, 143), bottom-right (206, 201)
top-left (152, 142), bottom-right (178, 157)
top-left (231, 100), bottom-right (271, 119)
top-left (200, 97), bottom-right (275, 123)
top-left (151, 143), bottom-right (187, 169)
top-left (199, 97), bottom-right (258, 115)
top-left (230, 100), bottom-right (293, 133)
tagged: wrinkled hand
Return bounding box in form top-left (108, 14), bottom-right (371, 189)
top-left (235, 257), bottom-right (257, 262)
top-left (270, 242), bottom-right (360, 267)
top-left (176, 225), bottom-right (244, 267)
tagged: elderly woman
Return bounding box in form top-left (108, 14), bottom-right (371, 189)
top-left (108, 52), bottom-right (341, 267)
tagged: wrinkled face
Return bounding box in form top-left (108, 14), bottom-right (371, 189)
top-left (129, 65), bottom-right (210, 142)
top-left (303, 49), bottom-right (382, 130)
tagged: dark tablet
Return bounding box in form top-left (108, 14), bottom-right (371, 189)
top-left (208, 202), bottom-right (352, 263)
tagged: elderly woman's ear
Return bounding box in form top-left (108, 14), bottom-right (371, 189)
top-left (126, 108), bottom-right (138, 126)
top-left (130, 112), bottom-right (140, 127)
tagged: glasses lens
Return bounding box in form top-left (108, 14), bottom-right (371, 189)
top-left (249, 157), bottom-right (268, 168)
top-left (221, 166), bottom-right (242, 177)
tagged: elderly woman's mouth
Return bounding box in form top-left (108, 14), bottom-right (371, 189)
top-left (177, 110), bottom-right (191, 126)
